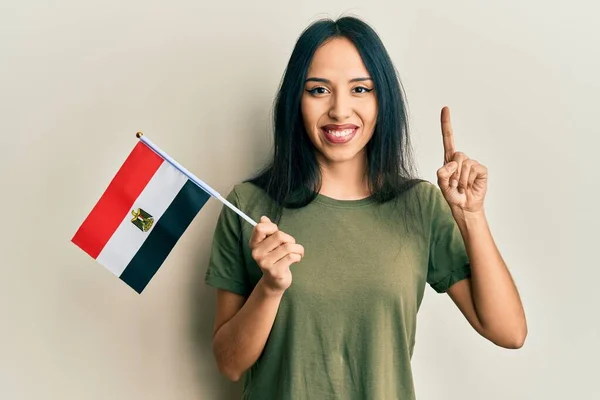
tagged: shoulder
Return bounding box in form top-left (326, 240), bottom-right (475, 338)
top-left (411, 180), bottom-right (456, 230)
top-left (411, 179), bottom-right (440, 197)
top-left (408, 179), bottom-right (447, 207)
top-left (222, 181), bottom-right (278, 223)
top-left (225, 181), bottom-right (272, 207)
top-left (392, 179), bottom-right (450, 228)
top-left (392, 179), bottom-right (442, 210)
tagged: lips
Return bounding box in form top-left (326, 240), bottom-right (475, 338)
top-left (320, 124), bottom-right (359, 144)
top-left (321, 124), bottom-right (359, 130)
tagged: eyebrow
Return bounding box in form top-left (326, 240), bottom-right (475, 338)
top-left (304, 77), bottom-right (373, 84)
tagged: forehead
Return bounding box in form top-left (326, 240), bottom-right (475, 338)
top-left (307, 37), bottom-right (369, 78)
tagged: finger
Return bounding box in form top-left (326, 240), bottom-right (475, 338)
top-left (273, 252), bottom-right (302, 270)
top-left (260, 230), bottom-right (296, 252)
top-left (470, 163), bottom-right (487, 189)
top-left (437, 161), bottom-right (458, 191)
top-left (467, 162), bottom-right (480, 188)
top-left (252, 231), bottom-right (297, 263)
top-left (458, 160), bottom-right (475, 192)
top-left (252, 230), bottom-right (295, 263)
top-left (264, 243), bottom-right (305, 267)
top-left (249, 216), bottom-right (278, 247)
top-left (451, 151), bottom-right (468, 187)
top-left (441, 106), bottom-right (456, 164)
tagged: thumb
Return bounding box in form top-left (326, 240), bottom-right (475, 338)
top-left (438, 161), bottom-right (458, 180)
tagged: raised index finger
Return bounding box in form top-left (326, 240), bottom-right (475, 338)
top-left (441, 106), bottom-right (455, 164)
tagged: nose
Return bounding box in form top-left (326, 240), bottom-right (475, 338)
top-left (328, 92), bottom-right (352, 121)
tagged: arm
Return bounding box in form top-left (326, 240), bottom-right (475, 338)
top-left (436, 106), bottom-right (527, 349)
top-left (211, 216), bottom-right (303, 381)
top-left (447, 209), bottom-right (527, 349)
top-left (212, 280), bottom-right (285, 381)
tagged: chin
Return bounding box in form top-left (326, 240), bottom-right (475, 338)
top-left (318, 147), bottom-right (366, 164)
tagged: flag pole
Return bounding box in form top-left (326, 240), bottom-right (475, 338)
top-left (135, 132), bottom-right (257, 227)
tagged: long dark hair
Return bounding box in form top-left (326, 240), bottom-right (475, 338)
top-left (246, 16), bottom-right (425, 222)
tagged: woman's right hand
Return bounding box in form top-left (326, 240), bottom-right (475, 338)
top-left (249, 216), bottom-right (304, 294)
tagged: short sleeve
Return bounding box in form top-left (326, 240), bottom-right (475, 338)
top-left (425, 183), bottom-right (471, 293)
top-left (204, 187), bottom-right (252, 297)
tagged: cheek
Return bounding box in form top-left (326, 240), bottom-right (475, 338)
top-left (368, 101), bottom-right (378, 123)
top-left (300, 97), bottom-right (309, 123)
top-left (301, 98), bottom-right (323, 128)
top-left (360, 102), bottom-right (378, 129)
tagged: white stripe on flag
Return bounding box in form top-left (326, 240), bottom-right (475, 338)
top-left (96, 161), bottom-right (188, 276)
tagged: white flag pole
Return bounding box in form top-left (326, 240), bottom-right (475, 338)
top-left (136, 132), bottom-right (257, 227)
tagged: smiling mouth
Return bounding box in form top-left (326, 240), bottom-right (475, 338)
top-left (321, 126), bottom-right (359, 144)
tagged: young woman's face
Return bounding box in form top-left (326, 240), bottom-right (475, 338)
top-left (301, 37), bottom-right (378, 167)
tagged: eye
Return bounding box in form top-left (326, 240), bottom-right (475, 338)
top-left (353, 86), bottom-right (373, 94)
top-left (306, 86), bottom-right (329, 95)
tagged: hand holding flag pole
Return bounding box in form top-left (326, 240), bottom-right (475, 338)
top-left (136, 132), bottom-right (257, 227)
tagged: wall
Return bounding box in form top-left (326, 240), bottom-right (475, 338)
top-left (1, 0), bottom-right (597, 399)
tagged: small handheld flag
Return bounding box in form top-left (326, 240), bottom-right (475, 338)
top-left (71, 132), bottom-right (257, 294)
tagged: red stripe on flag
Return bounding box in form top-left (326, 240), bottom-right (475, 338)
top-left (72, 141), bottom-right (163, 259)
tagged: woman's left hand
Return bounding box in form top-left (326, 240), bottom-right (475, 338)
top-left (436, 106), bottom-right (488, 214)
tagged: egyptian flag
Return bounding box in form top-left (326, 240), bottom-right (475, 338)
top-left (71, 140), bottom-right (210, 293)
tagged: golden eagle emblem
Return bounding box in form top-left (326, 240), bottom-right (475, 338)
top-left (131, 208), bottom-right (154, 232)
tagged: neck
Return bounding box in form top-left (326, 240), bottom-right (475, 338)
top-left (317, 151), bottom-right (370, 200)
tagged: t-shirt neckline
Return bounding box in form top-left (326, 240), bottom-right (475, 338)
top-left (314, 192), bottom-right (376, 208)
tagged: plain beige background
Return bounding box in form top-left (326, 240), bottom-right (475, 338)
top-left (1, 0), bottom-right (597, 399)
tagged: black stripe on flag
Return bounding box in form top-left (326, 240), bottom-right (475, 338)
top-left (120, 180), bottom-right (210, 293)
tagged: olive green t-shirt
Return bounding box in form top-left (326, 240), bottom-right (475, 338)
top-left (204, 181), bottom-right (471, 400)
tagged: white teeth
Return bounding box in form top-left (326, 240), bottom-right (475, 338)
top-left (327, 129), bottom-right (354, 137)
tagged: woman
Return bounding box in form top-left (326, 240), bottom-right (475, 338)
top-left (204, 16), bottom-right (527, 399)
